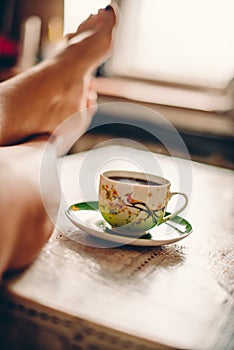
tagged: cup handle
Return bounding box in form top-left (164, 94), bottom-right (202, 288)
top-left (160, 192), bottom-right (188, 223)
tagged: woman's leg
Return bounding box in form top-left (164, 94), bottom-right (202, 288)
top-left (0, 136), bottom-right (57, 274)
top-left (0, 5), bottom-right (117, 146)
top-left (0, 5), bottom-right (117, 277)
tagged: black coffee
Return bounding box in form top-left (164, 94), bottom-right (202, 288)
top-left (109, 176), bottom-right (162, 186)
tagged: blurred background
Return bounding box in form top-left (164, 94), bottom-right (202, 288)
top-left (0, 0), bottom-right (234, 168)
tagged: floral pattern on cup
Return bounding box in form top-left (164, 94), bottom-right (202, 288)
top-left (99, 183), bottom-right (166, 232)
top-left (99, 171), bottom-right (188, 235)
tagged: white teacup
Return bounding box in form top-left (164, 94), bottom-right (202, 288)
top-left (99, 170), bottom-right (188, 234)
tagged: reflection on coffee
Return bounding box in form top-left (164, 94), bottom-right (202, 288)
top-left (109, 176), bottom-right (162, 186)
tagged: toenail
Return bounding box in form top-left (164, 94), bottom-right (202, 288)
top-left (105, 5), bottom-right (112, 11)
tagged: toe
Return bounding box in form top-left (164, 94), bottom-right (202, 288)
top-left (73, 3), bottom-right (118, 37)
top-left (76, 13), bottom-right (99, 35)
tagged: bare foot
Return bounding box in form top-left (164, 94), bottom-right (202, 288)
top-left (0, 5), bottom-right (118, 146)
top-left (48, 5), bottom-right (117, 135)
top-left (65, 5), bottom-right (118, 70)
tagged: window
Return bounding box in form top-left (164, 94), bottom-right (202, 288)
top-left (106, 0), bottom-right (234, 90)
top-left (64, 0), bottom-right (234, 111)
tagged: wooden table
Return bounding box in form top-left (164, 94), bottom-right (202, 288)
top-left (0, 145), bottom-right (233, 350)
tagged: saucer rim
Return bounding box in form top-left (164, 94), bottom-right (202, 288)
top-left (65, 201), bottom-right (192, 247)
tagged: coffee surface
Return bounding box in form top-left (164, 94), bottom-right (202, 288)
top-left (109, 176), bottom-right (162, 186)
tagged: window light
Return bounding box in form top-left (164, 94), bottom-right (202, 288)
top-left (106, 0), bottom-right (234, 89)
